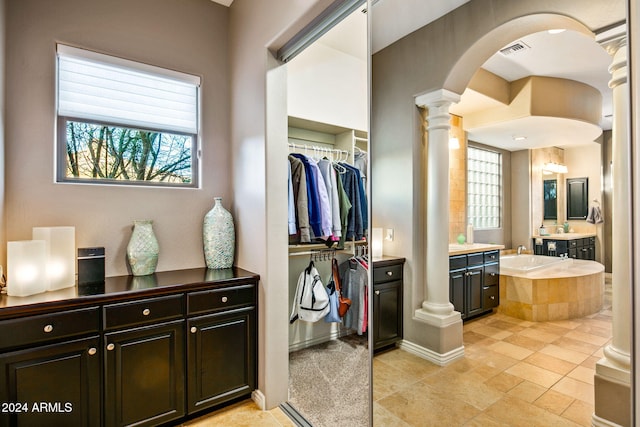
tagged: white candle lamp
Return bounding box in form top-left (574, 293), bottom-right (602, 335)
top-left (33, 226), bottom-right (76, 291)
top-left (7, 240), bottom-right (48, 297)
top-left (371, 227), bottom-right (383, 259)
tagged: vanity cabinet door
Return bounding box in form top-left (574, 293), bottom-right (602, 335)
top-left (449, 268), bottom-right (466, 319)
top-left (187, 308), bottom-right (256, 414)
top-left (466, 266), bottom-right (484, 317)
top-left (373, 280), bottom-right (403, 350)
top-left (104, 320), bottom-right (185, 427)
top-left (0, 336), bottom-right (101, 427)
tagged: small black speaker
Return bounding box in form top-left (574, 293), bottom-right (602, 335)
top-left (78, 247), bottom-right (105, 286)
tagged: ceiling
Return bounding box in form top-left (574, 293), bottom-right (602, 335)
top-left (214, 0), bottom-right (619, 151)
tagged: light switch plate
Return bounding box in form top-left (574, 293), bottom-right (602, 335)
top-left (385, 228), bottom-right (394, 241)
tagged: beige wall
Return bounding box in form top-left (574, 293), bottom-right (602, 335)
top-left (228, 0), bottom-right (334, 409)
top-left (371, 0), bottom-right (624, 351)
top-left (5, 0), bottom-right (230, 276)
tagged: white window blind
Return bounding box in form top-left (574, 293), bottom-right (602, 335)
top-left (57, 44), bottom-right (200, 135)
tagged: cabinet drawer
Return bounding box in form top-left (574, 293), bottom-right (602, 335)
top-left (483, 285), bottom-right (499, 308)
top-left (569, 239), bottom-right (579, 248)
top-left (589, 236), bottom-right (596, 245)
top-left (0, 307), bottom-right (100, 351)
top-left (103, 294), bottom-right (184, 331)
top-left (449, 255), bottom-right (467, 270)
top-left (484, 262), bottom-right (499, 286)
top-left (373, 264), bottom-right (403, 284)
top-left (188, 284), bottom-right (256, 316)
top-left (483, 251), bottom-right (499, 263)
top-left (467, 253), bottom-right (484, 266)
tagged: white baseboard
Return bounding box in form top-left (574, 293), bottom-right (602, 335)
top-left (288, 327), bottom-right (353, 352)
top-left (398, 339), bottom-right (464, 366)
top-left (592, 413), bottom-right (624, 427)
top-left (251, 389), bottom-right (266, 411)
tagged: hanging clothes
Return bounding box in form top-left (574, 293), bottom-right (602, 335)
top-left (341, 162), bottom-right (368, 234)
top-left (287, 161), bottom-right (297, 235)
top-left (318, 158), bottom-right (342, 239)
top-left (289, 155), bottom-right (310, 243)
top-left (339, 257), bottom-right (368, 334)
top-left (334, 163), bottom-right (352, 250)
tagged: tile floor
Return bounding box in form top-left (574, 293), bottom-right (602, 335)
top-left (182, 281), bottom-right (612, 427)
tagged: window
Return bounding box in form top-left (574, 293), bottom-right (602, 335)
top-left (56, 44), bottom-right (200, 187)
top-left (467, 145), bottom-right (502, 229)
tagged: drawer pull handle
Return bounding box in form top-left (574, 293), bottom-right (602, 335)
top-left (107, 343), bottom-right (115, 351)
top-left (375, 290), bottom-right (380, 295)
top-left (88, 348), bottom-right (97, 356)
top-left (221, 296), bottom-right (228, 303)
top-left (490, 273), bottom-right (496, 277)
top-left (483, 287), bottom-right (490, 290)
top-left (142, 308), bottom-right (151, 316)
top-left (190, 326), bottom-right (197, 334)
top-left (43, 324), bottom-right (53, 333)
top-left (386, 271), bottom-right (393, 276)
top-left (490, 296), bottom-right (495, 300)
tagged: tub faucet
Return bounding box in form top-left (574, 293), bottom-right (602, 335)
top-left (517, 245), bottom-right (527, 255)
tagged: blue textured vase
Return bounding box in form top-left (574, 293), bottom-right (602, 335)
top-left (203, 197), bottom-right (235, 269)
top-left (126, 220), bottom-right (159, 276)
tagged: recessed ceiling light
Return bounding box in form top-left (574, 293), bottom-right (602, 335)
top-left (513, 136), bottom-right (527, 141)
top-left (548, 29), bottom-right (566, 34)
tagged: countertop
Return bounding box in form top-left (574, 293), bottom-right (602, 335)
top-left (532, 232), bottom-right (596, 241)
top-left (0, 267), bottom-right (259, 319)
top-left (449, 243), bottom-right (505, 256)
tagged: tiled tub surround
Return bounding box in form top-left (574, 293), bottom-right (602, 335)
top-left (499, 258), bottom-right (604, 321)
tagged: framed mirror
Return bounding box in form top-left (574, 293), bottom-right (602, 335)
top-left (543, 178), bottom-right (558, 220)
top-left (567, 177), bottom-right (589, 220)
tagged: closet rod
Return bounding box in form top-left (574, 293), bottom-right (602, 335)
top-left (287, 142), bottom-right (349, 157)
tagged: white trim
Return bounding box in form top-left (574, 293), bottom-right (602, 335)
top-left (397, 339), bottom-right (465, 366)
top-left (251, 389), bottom-right (266, 411)
top-left (414, 88), bottom-right (461, 108)
top-left (592, 413), bottom-right (625, 427)
top-left (288, 327), bottom-right (353, 352)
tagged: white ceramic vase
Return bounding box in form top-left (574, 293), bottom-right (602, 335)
top-left (203, 197), bottom-right (235, 269)
top-left (127, 220), bottom-right (159, 276)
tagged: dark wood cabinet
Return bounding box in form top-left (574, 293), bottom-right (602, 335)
top-left (532, 236), bottom-right (595, 260)
top-left (0, 267), bottom-right (259, 427)
top-left (372, 258), bottom-right (404, 351)
top-left (104, 320), bottom-right (185, 427)
top-left (449, 251), bottom-right (499, 320)
top-left (187, 309), bottom-right (256, 412)
top-left (0, 336), bottom-right (101, 427)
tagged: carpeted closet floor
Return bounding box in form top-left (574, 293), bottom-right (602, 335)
top-left (288, 333), bottom-right (369, 427)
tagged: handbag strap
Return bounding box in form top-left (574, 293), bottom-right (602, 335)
top-left (332, 258), bottom-right (342, 295)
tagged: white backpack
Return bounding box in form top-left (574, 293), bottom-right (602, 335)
top-left (289, 263), bottom-right (330, 323)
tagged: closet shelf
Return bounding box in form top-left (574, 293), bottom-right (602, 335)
top-left (288, 240), bottom-right (367, 256)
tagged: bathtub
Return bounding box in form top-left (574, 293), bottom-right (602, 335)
top-left (498, 254), bottom-right (604, 321)
top-left (500, 254), bottom-right (568, 272)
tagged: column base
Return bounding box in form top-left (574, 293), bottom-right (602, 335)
top-left (593, 357), bottom-right (631, 427)
top-left (408, 308), bottom-right (464, 364)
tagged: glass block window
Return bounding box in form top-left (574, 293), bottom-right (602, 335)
top-left (467, 146), bottom-right (502, 229)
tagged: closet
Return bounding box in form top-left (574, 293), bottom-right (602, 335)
top-left (286, 117), bottom-right (370, 426)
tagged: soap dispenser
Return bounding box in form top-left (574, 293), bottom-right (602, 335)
top-left (466, 223), bottom-right (474, 244)
top-left (539, 223), bottom-right (547, 236)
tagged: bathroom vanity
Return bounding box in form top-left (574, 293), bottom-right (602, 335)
top-left (532, 233), bottom-right (596, 260)
top-left (0, 267), bottom-right (258, 427)
top-left (448, 244), bottom-right (503, 320)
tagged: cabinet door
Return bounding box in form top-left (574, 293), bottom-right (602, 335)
top-left (104, 320), bottom-right (185, 427)
top-left (187, 308), bottom-right (256, 414)
top-left (373, 280), bottom-right (402, 350)
top-left (449, 268), bottom-right (466, 318)
top-left (0, 336), bottom-right (100, 427)
top-left (466, 266), bottom-right (484, 317)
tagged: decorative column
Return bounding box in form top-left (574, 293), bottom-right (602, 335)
top-left (593, 24), bottom-right (631, 427)
top-left (410, 89), bottom-right (464, 365)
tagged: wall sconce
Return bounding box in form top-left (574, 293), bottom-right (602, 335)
top-left (371, 227), bottom-right (383, 259)
top-left (448, 136), bottom-right (460, 150)
top-left (543, 162), bottom-right (568, 174)
top-left (33, 226), bottom-right (76, 291)
top-left (7, 240), bottom-right (48, 297)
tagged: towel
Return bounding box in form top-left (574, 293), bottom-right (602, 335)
top-left (586, 205), bottom-right (604, 224)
